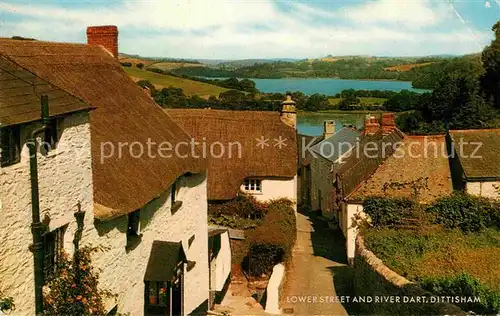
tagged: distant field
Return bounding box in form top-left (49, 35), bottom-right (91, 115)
top-left (123, 67), bottom-right (228, 97)
top-left (328, 97), bottom-right (388, 106)
top-left (148, 61), bottom-right (204, 71)
top-left (119, 56), bottom-right (157, 66)
top-left (384, 62), bottom-right (436, 72)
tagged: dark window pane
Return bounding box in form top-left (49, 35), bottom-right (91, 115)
top-left (0, 126), bottom-right (20, 167)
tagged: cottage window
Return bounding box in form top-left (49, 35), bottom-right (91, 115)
top-left (145, 279), bottom-right (182, 315)
top-left (126, 210), bottom-right (141, 247)
top-left (43, 225), bottom-right (66, 280)
top-left (243, 179), bottom-right (262, 193)
top-left (43, 119), bottom-right (59, 152)
top-left (0, 125), bottom-right (21, 167)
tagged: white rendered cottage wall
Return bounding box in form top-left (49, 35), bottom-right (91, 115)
top-left (243, 176), bottom-right (297, 210)
top-left (466, 181), bottom-right (500, 199)
top-left (81, 173), bottom-right (209, 316)
top-left (343, 203), bottom-right (366, 263)
top-left (214, 231), bottom-right (231, 291)
top-left (0, 112), bottom-right (93, 316)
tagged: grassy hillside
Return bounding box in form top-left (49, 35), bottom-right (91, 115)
top-left (149, 61), bottom-right (203, 71)
top-left (123, 67), bottom-right (229, 97)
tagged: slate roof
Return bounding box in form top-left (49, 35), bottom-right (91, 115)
top-left (449, 129), bottom-right (500, 180)
top-left (0, 39), bottom-right (205, 220)
top-left (310, 127), bottom-right (361, 162)
top-left (347, 135), bottom-right (453, 203)
top-left (166, 108), bottom-right (297, 200)
top-left (0, 56), bottom-right (92, 127)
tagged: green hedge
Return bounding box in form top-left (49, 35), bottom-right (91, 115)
top-left (245, 199), bottom-right (296, 277)
top-left (426, 193), bottom-right (500, 232)
top-left (208, 193), bottom-right (268, 220)
top-left (420, 273), bottom-right (500, 314)
top-left (362, 197), bottom-right (418, 227)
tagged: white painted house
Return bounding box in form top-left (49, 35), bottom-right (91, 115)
top-left (167, 105), bottom-right (298, 207)
top-left (448, 129), bottom-right (500, 199)
top-left (0, 26), bottom-right (210, 316)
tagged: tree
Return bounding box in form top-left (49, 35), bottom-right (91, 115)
top-left (303, 93), bottom-right (329, 111)
top-left (481, 21), bottom-right (500, 109)
top-left (136, 63), bottom-right (145, 69)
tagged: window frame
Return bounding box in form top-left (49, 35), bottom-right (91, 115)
top-left (242, 179), bottom-right (262, 194)
top-left (43, 119), bottom-right (59, 152)
top-left (43, 225), bottom-right (67, 280)
top-left (0, 125), bottom-right (21, 167)
top-left (126, 210), bottom-right (142, 248)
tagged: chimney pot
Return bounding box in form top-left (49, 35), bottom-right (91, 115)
top-left (323, 120), bottom-right (336, 139)
top-left (364, 114), bottom-right (380, 135)
top-left (86, 25), bottom-right (119, 58)
top-left (280, 94), bottom-right (296, 129)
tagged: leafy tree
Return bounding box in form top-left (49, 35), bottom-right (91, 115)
top-left (136, 62), bottom-right (145, 69)
top-left (481, 21), bottom-right (500, 109)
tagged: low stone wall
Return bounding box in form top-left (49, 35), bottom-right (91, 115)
top-left (354, 235), bottom-right (465, 315)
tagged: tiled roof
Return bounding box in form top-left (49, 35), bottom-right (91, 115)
top-left (347, 135), bottom-right (453, 203)
top-left (449, 129), bottom-right (500, 180)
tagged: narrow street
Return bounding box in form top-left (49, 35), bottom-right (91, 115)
top-left (281, 212), bottom-right (352, 316)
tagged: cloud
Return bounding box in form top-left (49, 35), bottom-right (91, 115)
top-left (0, 0), bottom-right (492, 58)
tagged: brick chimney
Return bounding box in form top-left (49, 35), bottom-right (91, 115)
top-left (280, 93), bottom-right (296, 129)
top-left (364, 115), bottom-right (380, 135)
top-left (86, 25), bottom-right (118, 58)
top-left (323, 120), bottom-right (336, 139)
top-left (381, 112), bottom-right (396, 134)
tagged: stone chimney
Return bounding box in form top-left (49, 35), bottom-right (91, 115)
top-left (86, 25), bottom-right (118, 58)
top-left (323, 120), bottom-right (336, 139)
top-left (280, 93), bottom-right (296, 129)
top-left (381, 112), bottom-right (396, 134)
top-left (364, 115), bottom-right (380, 135)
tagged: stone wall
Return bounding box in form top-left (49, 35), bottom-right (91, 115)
top-left (354, 235), bottom-right (465, 315)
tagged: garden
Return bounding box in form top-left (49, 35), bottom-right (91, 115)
top-left (209, 194), bottom-right (296, 278)
top-left (359, 194), bottom-right (500, 314)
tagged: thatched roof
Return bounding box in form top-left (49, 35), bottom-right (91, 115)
top-left (167, 109), bottom-right (297, 200)
top-left (347, 135), bottom-right (453, 204)
top-left (449, 129), bottom-right (500, 180)
top-left (0, 56), bottom-right (92, 126)
top-left (0, 39), bottom-right (205, 220)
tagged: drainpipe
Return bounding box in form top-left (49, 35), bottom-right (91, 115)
top-left (28, 95), bottom-right (50, 315)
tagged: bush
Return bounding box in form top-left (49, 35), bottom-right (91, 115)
top-left (208, 193), bottom-right (268, 220)
top-left (136, 63), bottom-right (144, 69)
top-left (420, 273), bottom-right (500, 314)
top-left (245, 199), bottom-right (296, 277)
top-left (120, 62), bottom-right (132, 67)
top-left (362, 197), bottom-right (418, 227)
top-left (148, 68), bottom-right (168, 75)
top-left (0, 290), bottom-right (14, 313)
top-left (43, 246), bottom-right (115, 315)
top-left (426, 193), bottom-right (500, 232)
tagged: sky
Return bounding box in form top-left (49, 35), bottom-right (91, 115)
top-left (0, 0), bottom-right (499, 59)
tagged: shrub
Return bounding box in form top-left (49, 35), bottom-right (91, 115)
top-left (245, 199), bottom-right (296, 277)
top-left (426, 193), bottom-right (500, 232)
top-left (148, 68), bottom-right (168, 75)
top-left (120, 62), bottom-right (132, 67)
top-left (136, 63), bottom-right (144, 69)
top-left (362, 197), bottom-right (418, 227)
top-left (420, 273), bottom-right (500, 314)
top-left (208, 193), bottom-right (268, 220)
top-left (0, 290), bottom-right (14, 313)
top-left (43, 246), bottom-right (115, 316)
